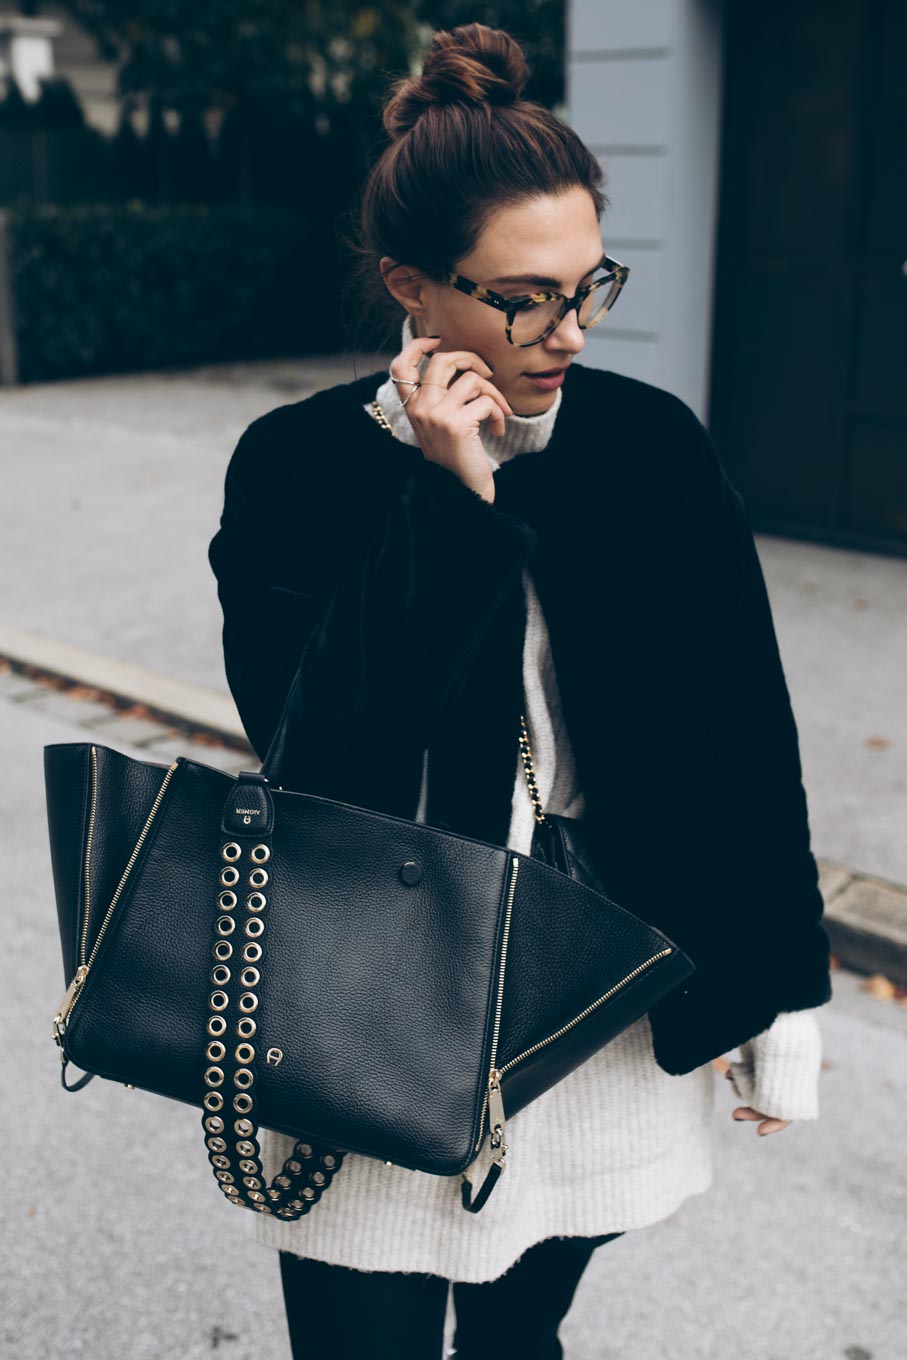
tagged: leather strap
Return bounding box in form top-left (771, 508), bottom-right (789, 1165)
top-left (202, 771), bottom-right (347, 1220)
top-left (460, 1157), bottom-right (505, 1213)
top-left (60, 1060), bottom-right (95, 1092)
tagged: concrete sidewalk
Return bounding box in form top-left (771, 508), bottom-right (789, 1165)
top-left (2, 350), bottom-right (905, 988)
top-left (3, 338), bottom-right (904, 1358)
top-left (4, 677), bottom-right (905, 1360)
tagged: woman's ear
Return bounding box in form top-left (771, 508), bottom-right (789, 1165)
top-left (380, 257), bottom-right (429, 334)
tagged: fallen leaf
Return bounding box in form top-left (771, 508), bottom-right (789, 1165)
top-left (860, 973), bottom-right (896, 1001)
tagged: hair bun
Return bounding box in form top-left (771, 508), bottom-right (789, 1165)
top-left (384, 23), bottom-right (530, 140)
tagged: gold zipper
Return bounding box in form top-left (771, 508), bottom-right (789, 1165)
top-left (53, 748), bottom-right (180, 1045)
top-left (473, 939), bottom-right (676, 1152)
top-left (468, 854), bottom-right (520, 1158)
top-left (78, 743), bottom-right (100, 969)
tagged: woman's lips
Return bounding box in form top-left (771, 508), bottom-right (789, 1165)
top-left (524, 368), bottom-right (567, 389)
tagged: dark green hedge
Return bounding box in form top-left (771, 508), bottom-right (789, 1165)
top-left (8, 202), bottom-right (333, 382)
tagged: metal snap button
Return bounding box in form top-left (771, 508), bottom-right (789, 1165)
top-left (399, 859), bottom-right (423, 886)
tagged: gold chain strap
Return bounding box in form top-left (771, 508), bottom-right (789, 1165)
top-left (518, 712), bottom-right (546, 825)
top-left (370, 399), bottom-right (392, 430)
top-left (370, 401), bottom-right (545, 827)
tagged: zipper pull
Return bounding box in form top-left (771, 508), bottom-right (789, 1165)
top-left (487, 1068), bottom-right (507, 1156)
top-left (460, 1070), bottom-right (509, 1213)
top-left (53, 964), bottom-right (88, 1045)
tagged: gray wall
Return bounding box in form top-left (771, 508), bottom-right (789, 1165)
top-left (568, 0), bottom-right (725, 420)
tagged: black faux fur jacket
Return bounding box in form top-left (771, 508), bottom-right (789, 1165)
top-left (207, 359), bottom-right (833, 1077)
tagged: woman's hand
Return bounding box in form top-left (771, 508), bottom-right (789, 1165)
top-left (725, 1068), bottom-right (792, 1136)
top-left (389, 334), bottom-right (513, 503)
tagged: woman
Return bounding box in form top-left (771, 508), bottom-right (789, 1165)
top-left (207, 22), bottom-right (832, 1359)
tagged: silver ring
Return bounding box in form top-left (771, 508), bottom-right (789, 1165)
top-left (391, 376), bottom-right (422, 408)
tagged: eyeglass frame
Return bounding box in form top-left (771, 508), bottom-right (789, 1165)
top-left (439, 253), bottom-right (630, 347)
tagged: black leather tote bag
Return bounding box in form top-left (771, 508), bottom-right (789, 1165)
top-left (45, 708), bottom-right (694, 1219)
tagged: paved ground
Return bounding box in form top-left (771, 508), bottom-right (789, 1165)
top-left (2, 354), bottom-right (906, 1358)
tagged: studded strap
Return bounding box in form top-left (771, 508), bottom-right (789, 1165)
top-left (202, 781), bottom-right (348, 1220)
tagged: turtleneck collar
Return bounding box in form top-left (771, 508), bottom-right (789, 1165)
top-left (366, 313), bottom-right (563, 470)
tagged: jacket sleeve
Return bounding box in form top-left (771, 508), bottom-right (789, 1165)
top-left (707, 458), bottom-right (834, 1014)
top-left (207, 408), bottom-right (540, 813)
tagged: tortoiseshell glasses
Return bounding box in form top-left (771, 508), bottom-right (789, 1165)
top-left (441, 253), bottom-right (630, 347)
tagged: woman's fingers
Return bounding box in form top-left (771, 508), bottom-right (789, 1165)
top-left (731, 1105), bottom-right (792, 1135)
top-left (427, 367), bottom-right (513, 421)
top-left (386, 335), bottom-right (513, 498)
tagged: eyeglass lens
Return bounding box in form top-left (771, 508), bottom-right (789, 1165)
top-left (510, 275), bottom-right (622, 345)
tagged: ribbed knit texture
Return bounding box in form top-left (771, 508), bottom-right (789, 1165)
top-left (249, 314), bottom-right (825, 1283)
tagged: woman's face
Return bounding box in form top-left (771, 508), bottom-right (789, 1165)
top-left (381, 186), bottom-right (606, 416)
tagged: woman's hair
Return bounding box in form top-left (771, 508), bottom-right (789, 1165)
top-left (339, 22), bottom-right (610, 356)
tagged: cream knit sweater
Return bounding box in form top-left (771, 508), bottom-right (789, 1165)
top-left (248, 317), bottom-right (826, 1284)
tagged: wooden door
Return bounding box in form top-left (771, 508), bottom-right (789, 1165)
top-left (709, 0), bottom-right (907, 555)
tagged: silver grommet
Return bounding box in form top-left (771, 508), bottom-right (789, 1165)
top-left (234, 1067), bottom-right (255, 1089)
top-left (209, 990), bottom-right (230, 1012)
top-left (246, 892), bottom-right (267, 913)
top-left (234, 1093), bottom-right (253, 1113)
top-left (235, 1043), bottom-right (255, 1065)
top-left (207, 1015), bottom-right (227, 1037)
top-left (250, 843), bottom-right (270, 863)
top-left (216, 916), bottom-right (236, 936)
top-left (244, 918), bottom-right (264, 938)
top-left (206, 1040), bottom-right (226, 1062)
top-left (212, 1153), bottom-right (230, 1169)
top-left (240, 966), bottom-right (260, 988)
top-left (213, 940), bottom-right (233, 961)
top-left (218, 890), bottom-right (238, 911)
top-left (238, 992), bottom-right (259, 1013)
top-left (212, 964), bottom-right (231, 986)
top-left (236, 1139), bottom-right (256, 1157)
top-left (204, 1091), bottom-right (224, 1112)
top-left (204, 1115), bottom-right (225, 1134)
top-left (249, 868), bottom-right (269, 887)
top-left (222, 842), bottom-right (242, 861)
top-left (242, 942), bottom-right (262, 963)
top-left (237, 1016), bottom-right (257, 1038)
top-left (220, 865), bottom-right (240, 887)
top-left (204, 1066), bottom-right (224, 1087)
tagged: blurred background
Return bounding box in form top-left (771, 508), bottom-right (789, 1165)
top-left (0, 0), bottom-right (904, 555)
top-left (1, 3), bottom-right (905, 1358)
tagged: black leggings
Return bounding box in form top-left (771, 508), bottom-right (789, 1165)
top-left (278, 1231), bottom-right (624, 1359)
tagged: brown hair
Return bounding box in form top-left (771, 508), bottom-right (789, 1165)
top-left (339, 22), bottom-right (610, 358)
